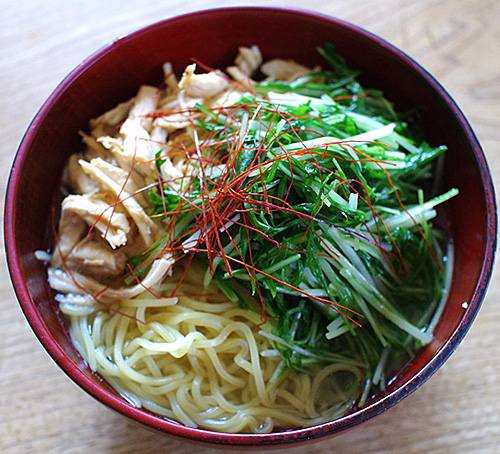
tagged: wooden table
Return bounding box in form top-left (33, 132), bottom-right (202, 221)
top-left (1, 0), bottom-right (499, 452)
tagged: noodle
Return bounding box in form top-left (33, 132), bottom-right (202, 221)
top-left (44, 44), bottom-right (454, 433)
top-left (63, 264), bottom-right (353, 432)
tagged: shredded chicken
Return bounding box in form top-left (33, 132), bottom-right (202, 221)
top-left (65, 235), bottom-right (127, 279)
top-left (51, 207), bottom-right (88, 269)
top-left (162, 62), bottom-right (179, 94)
top-left (154, 92), bottom-right (204, 132)
top-left (47, 45), bottom-right (323, 306)
top-left (65, 154), bottom-right (99, 195)
top-left (89, 97), bottom-right (135, 139)
top-left (235, 45), bottom-right (262, 76)
top-left (226, 45), bottom-right (262, 88)
top-left (178, 64), bottom-right (230, 99)
top-left (61, 193), bottom-right (130, 249)
top-left (128, 85), bottom-right (158, 132)
top-left (261, 59), bottom-right (319, 82)
top-left (48, 256), bottom-right (175, 303)
top-left (78, 159), bottom-right (158, 248)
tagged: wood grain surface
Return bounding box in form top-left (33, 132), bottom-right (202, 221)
top-left (1, 0), bottom-right (499, 453)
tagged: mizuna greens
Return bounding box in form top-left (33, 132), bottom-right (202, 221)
top-left (46, 44), bottom-right (458, 430)
top-left (128, 44), bottom-right (457, 405)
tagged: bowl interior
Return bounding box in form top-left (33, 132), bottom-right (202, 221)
top-left (5, 6), bottom-right (496, 447)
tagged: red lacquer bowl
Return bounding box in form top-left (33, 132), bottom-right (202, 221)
top-left (4, 6), bottom-right (497, 448)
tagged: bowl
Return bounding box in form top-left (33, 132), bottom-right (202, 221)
top-left (4, 6), bottom-right (497, 448)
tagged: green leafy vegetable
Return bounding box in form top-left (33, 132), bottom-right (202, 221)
top-left (131, 44), bottom-right (457, 407)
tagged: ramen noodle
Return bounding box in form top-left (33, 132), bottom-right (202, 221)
top-left (43, 44), bottom-right (455, 433)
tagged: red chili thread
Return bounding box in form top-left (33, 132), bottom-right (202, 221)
top-left (56, 90), bottom-right (440, 324)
